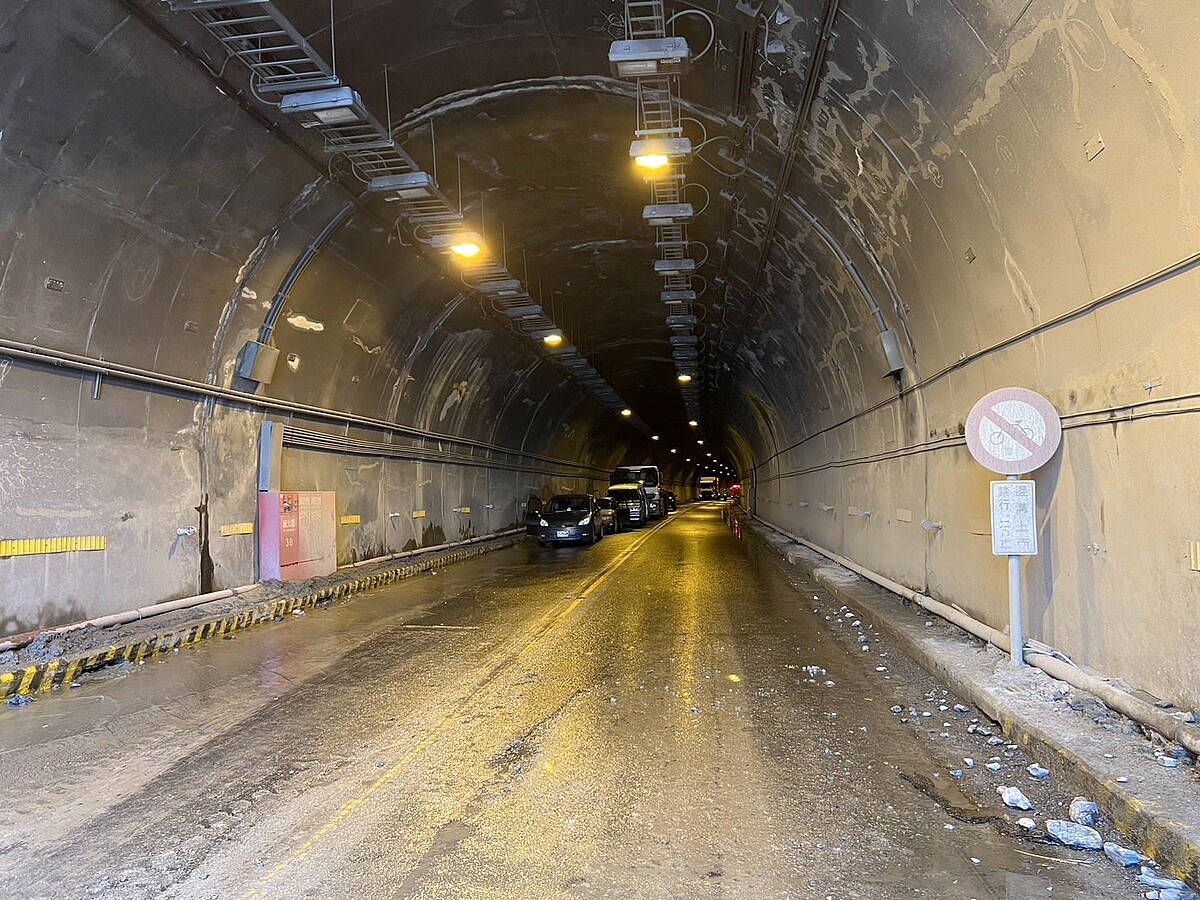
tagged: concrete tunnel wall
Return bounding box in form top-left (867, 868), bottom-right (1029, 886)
top-left (0, 2), bottom-right (1197, 710)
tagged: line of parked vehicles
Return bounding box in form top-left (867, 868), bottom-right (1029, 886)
top-left (526, 465), bottom-right (678, 548)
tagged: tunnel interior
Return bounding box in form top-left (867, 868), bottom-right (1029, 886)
top-left (0, 0), bottom-right (1197, 709)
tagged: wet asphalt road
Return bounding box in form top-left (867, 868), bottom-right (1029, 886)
top-left (0, 504), bottom-right (1137, 899)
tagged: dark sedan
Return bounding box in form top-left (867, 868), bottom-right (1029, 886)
top-left (536, 494), bottom-right (603, 546)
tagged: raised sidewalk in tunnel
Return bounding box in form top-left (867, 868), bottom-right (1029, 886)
top-left (746, 519), bottom-right (1200, 893)
top-left (0, 531), bottom-right (524, 701)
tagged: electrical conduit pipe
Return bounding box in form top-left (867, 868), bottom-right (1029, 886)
top-left (750, 514), bottom-right (1200, 757)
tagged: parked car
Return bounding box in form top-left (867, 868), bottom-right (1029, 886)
top-left (661, 489), bottom-right (677, 512)
top-left (607, 483), bottom-right (649, 528)
top-left (596, 497), bottom-right (619, 534)
top-left (536, 493), bottom-right (603, 546)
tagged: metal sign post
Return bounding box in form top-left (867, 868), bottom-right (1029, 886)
top-left (967, 388), bottom-right (1061, 668)
top-left (990, 476), bottom-right (1039, 667)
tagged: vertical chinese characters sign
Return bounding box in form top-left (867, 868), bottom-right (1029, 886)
top-left (990, 480), bottom-right (1037, 556)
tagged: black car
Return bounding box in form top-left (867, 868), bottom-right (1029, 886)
top-left (536, 494), bottom-right (604, 546)
top-left (662, 490), bottom-right (677, 512)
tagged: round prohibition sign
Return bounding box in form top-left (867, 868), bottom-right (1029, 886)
top-left (966, 387), bottom-right (1062, 475)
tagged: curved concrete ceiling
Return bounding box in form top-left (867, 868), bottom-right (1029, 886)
top-left (2, 1), bottom-right (1198, 706)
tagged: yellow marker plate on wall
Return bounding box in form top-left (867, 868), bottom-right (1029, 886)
top-left (339, 515), bottom-right (362, 525)
top-left (0, 536), bottom-right (107, 557)
top-left (219, 523), bottom-right (255, 537)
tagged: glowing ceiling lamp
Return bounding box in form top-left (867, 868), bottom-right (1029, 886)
top-left (688, 419), bottom-right (699, 427)
top-left (621, 408), bottom-right (633, 418)
top-left (630, 137), bottom-right (692, 171)
top-left (431, 231), bottom-right (485, 259)
top-left (677, 374), bottom-right (693, 384)
top-left (542, 332), bottom-right (564, 347)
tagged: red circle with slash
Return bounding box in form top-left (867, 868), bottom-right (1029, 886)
top-left (966, 387), bottom-right (1062, 475)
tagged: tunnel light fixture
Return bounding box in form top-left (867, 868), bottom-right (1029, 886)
top-left (643, 203), bottom-right (694, 226)
top-left (280, 86), bottom-right (367, 125)
top-left (367, 171), bottom-right (440, 199)
top-left (621, 408), bottom-right (633, 418)
top-left (431, 232), bottom-right (485, 259)
top-left (542, 331), bottom-right (565, 347)
top-left (697, 439), bottom-right (705, 445)
top-left (670, 448), bottom-right (677, 454)
top-left (651, 435), bottom-right (660, 441)
top-left (654, 258), bottom-right (696, 277)
top-left (688, 420), bottom-right (699, 427)
top-left (630, 137), bottom-right (692, 170)
top-left (609, 37), bottom-right (691, 78)
top-left (661, 290), bottom-right (697, 304)
top-left (475, 278), bottom-right (525, 298)
top-left (677, 373), bottom-right (693, 384)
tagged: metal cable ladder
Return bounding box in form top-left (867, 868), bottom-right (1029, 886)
top-left (622, 1), bottom-right (703, 415)
top-left (163, 0), bottom-right (641, 421)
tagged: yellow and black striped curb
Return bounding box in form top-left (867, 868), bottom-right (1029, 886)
top-left (1, 535), bottom-right (522, 702)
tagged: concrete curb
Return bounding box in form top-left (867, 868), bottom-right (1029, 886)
top-left (747, 520), bottom-right (1200, 891)
top-left (1, 533), bottom-right (524, 702)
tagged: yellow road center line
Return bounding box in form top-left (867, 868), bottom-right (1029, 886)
top-left (244, 507), bottom-right (693, 896)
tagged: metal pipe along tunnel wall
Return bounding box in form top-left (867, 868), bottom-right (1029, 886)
top-left (0, 1), bottom-right (1197, 710)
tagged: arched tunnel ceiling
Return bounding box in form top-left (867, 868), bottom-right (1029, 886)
top-left (132, 0), bottom-right (1195, 481)
top-left (135, 0), bottom-right (889, 468)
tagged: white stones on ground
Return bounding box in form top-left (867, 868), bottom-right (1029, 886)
top-left (1027, 764), bottom-right (1050, 779)
top-left (987, 736), bottom-right (1006, 746)
top-left (985, 762), bottom-right (1002, 772)
top-left (954, 704), bottom-right (970, 714)
top-left (1069, 797), bottom-right (1101, 826)
top-left (1102, 842), bottom-right (1144, 867)
top-left (891, 705), bottom-right (903, 714)
top-left (1046, 819), bottom-right (1103, 850)
top-left (963, 758), bottom-right (975, 768)
top-left (1157, 756), bottom-right (1181, 768)
top-left (1138, 868), bottom-right (1196, 898)
top-left (1017, 817), bottom-right (1036, 830)
top-left (997, 786), bottom-right (1034, 810)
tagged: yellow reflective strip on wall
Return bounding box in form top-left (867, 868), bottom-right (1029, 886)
top-left (0, 537), bottom-right (106, 557)
top-left (219, 522), bottom-right (255, 537)
top-left (339, 515), bottom-right (362, 525)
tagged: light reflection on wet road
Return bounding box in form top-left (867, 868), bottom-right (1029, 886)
top-left (0, 505), bottom-right (1134, 899)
